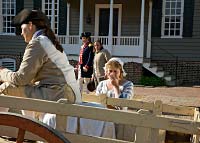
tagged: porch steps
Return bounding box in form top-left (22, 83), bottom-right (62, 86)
top-left (143, 62), bottom-right (176, 86)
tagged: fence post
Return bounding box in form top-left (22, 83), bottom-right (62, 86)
top-left (153, 100), bottom-right (165, 143)
top-left (56, 99), bottom-right (68, 133)
top-left (191, 108), bottom-right (200, 143)
top-left (135, 109), bottom-right (152, 143)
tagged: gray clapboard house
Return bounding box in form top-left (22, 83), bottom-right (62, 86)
top-left (0, 0), bottom-right (199, 85)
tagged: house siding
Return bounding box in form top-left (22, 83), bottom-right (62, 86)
top-left (151, 0), bottom-right (200, 61)
top-left (24, 0), bottom-right (33, 9)
top-left (151, 38), bottom-right (200, 60)
top-left (69, 1), bottom-right (80, 35)
top-left (0, 36), bottom-right (25, 55)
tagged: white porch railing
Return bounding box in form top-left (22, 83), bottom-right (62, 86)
top-left (58, 35), bottom-right (143, 59)
top-left (58, 35), bottom-right (140, 46)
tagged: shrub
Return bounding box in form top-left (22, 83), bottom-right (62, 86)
top-left (139, 76), bottom-right (166, 86)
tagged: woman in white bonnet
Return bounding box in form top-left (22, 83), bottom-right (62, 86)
top-left (96, 57), bottom-right (134, 105)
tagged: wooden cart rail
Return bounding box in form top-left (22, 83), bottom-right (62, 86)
top-left (0, 94), bottom-right (199, 143)
top-left (82, 94), bottom-right (195, 116)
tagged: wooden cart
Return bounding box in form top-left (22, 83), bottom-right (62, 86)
top-left (0, 94), bottom-right (200, 143)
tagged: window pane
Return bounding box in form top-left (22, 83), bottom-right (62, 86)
top-left (165, 23), bottom-right (169, 28)
top-left (176, 9), bottom-right (181, 15)
top-left (176, 16), bottom-right (180, 22)
top-left (166, 2), bottom-right (170, 8)
top-left (171, 2), bottom-right (176, 8)
top-left (165, 16), bottom-right (170, 22)
top-left (45, 4), bottom-right (48, 9)
top-left (175, 30), bottom-right (180, 35)
top-left (176, 23), bottom-right (180, 28)
top-left (171, 9), bottom-right (176, 15)
top-left (164, 30), bottom-right (169, 35)
top-left (177, 2), bottom-right (181, 8)
top-left (165, 9), bottom-right (170, 15)
top-left (171, 16), bottom-right (175, 22)
top-left (170, 23), bottom-right (175, 28)
top-left (170, 30), bottom-right (175, 36)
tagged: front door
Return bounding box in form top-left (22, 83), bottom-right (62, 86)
top-left (98, 8), bottom-right (118, 36)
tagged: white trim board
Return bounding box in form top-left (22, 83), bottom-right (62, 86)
top-left (94, 4), bottom-right (122, 37)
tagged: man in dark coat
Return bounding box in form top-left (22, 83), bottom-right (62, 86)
top-left (78, 32), bottom-right (94, 93)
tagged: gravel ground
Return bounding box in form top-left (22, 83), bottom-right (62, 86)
top-left (134, 86), bottom-right (200, 107)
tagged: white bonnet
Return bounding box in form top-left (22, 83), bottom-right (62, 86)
top-left (105, 57), bottom-right (127, 77)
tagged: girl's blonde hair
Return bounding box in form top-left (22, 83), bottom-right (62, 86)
top-left (105, 60), bottom-right (124, 79)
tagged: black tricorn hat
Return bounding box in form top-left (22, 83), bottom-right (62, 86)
top-left (12, 9), bottom-right (50, 26)
top-left (80, 32), bottom-right (91, 39)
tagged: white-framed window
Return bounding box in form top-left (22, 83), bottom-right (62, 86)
top-left (0, 0), bottom-right (16, 35)
top-left (0, 58), bottom-right (16, 71)
top-left (161, 0), bottom-right (184, 38)
top-left (42, 0), bottom-right (59, 35)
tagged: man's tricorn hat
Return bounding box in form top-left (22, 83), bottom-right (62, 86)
top-left (80, 32), bottom-right (91, 39)
top-left (12, 9), bottom-right (50, 26)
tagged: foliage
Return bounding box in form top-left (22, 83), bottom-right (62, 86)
top-left (139, 76), bottom-right (166, 86)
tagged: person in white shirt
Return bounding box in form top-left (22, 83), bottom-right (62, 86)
top-left (0, 9), bottom-right (81, 118)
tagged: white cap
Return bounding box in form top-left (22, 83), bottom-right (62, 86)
top-left (105, 57), bottom-right (127, 77)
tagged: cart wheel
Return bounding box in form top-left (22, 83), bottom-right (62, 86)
top-left (0, 112), bottom-right (70, 143)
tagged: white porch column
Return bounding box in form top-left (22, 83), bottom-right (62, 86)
top-left (139, 0), bottom-right (145, 58)
top-left (79, 0), bottom-right (84, 44)
top-left (146, 0), bottom-right (152, 58)
top-left (66, 3), bottom-right (70, 44)
top-left (108, 0), bottom-right (114, 48)
top-left (51, 0), bottom-right (55, 32)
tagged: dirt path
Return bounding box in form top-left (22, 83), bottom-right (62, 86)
top-left (134, 86), bottom-right (200, 107)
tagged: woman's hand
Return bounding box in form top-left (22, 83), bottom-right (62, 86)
top-left (110, 75), bottom-right (119, 87)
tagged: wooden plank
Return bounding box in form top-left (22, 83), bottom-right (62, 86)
top-left (56, 99), bottom-right (68, 132)
top-left (151, 100), bottom-right (163, 143)
top-left (107, 98), bottom-right (154, 111)
top-left (135, 109), bottom-right (152, 143)
top-left (192, 108), bottom-right (200, 143)
top-left (82, 94), bottom-right (102, 103)
top-left (0, 95), bottom-right (200, 135)
top-left (0, 94), bottom-right (194, 116)
top-left (62, 132), bottom-right (132, 143)
top-left (83, 94), bottom-right (154, 110)
top-left (162, 104), bottom-right (194, 116)
top-left (83, 94), bottom-right (194, 116)
top-left (56, 115), bottom-right (67, 133)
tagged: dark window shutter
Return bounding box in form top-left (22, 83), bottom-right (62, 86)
top-left (16, 0), bottom-right (24, 13)
top-left (58, 0), bottom-right (67, 35)
top-left (152, 0), bottom-right (162, 37)
top-left (183, 0), bottom-right (194, 37)
top-left (33, 0), bottom-right (42, 10)
top-left (15, 0), bottom-right (24, 35)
